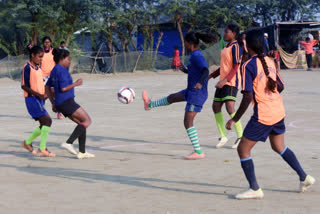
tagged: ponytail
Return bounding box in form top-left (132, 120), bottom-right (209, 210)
top-left (257, 53), bottom-right (277, 93)
top-left (195, 32), bottom-right (218, 44)
top-left (185, 31), bottom-right (217, 45)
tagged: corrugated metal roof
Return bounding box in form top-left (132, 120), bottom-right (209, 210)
top-left (276, 21), bottom-right (320, 25)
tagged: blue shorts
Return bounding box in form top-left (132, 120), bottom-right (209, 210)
top-left (180, 89), bottom-right (204, 113)
top-left (185, 103), bottom-right (202, 112)
top-left (25, 96), bottom-right (48, 120)
top-left (243, 117), bottom-right (286, 142)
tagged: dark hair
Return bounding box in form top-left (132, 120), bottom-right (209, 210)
top-left (52, 48), bottom-right (70, 64)
top-left (226, 24), bottom-right (240, 37)
top-left (60, 41), bottom-right (65, 45)
top-left (42, 36), bottom-right (52, 44)
top-left (227, 23), bottom-right (244, 46)
top-left (27, 45), bottom-right (43, 59)
top-left (185, 31), bottom-right (217, 45)
top-left (306, 37), bottom-right (310, 42)
top-left (246, 28), bottom-right (277, 93)
top-left (174, 45), bottom-right (179, 50)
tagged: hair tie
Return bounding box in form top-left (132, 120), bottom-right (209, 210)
top-left (28, 44), bottom-right (33, 49)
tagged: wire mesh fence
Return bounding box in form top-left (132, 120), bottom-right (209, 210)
top-left (0, 42), bottom-right (221, 79)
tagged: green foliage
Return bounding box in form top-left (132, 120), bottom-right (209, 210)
top-left (0, 0), bottom-right (319, 57)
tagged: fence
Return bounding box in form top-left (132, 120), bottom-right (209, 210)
top-left (0, 42), bottom-right (221, 79)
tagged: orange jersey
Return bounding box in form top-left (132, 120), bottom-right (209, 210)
top-left (241, 55), bottom-right (285, 125)
top-left (41, 49), bottom-right (55, 77)
top-left (220, 41), bottom-right (243, 88)
top-left (21, 62), bottom-right (45, 97)
top-left (300, 40), bottom-right (318, 54)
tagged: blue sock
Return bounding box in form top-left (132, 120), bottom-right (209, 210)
top-left (280, 147), bottom-right (307, 181)
top-left (240, 157), bottom-right (260, 190)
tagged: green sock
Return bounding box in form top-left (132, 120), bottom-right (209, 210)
top-left (148, 97), bottom-right (169, 109)
top-left (39, 126), bottom-right (50, 151)
top-left (214, 112), bottom-right (227, 138)
top-left (25, 127), bottom-right (41, 145)
top-left (230, 113), bottom-right (243, 138)
top-left (187, 127), bottom-right (203, 154)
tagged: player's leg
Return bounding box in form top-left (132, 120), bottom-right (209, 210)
top-left (37, 114), bottom-right (55, 157)
top-left (67, 107), bottom-right (94, 159)
top-left (235, 137), bottom-right (263, 199)
top-left (183, 105), bottom-right (205, 160)
top-left (226, 100), bottom-right (243, 148)
top-left (269, 133), bottom-right (315, 192)
top-left (213, 100), bottom-right (228, 148)
top-left (142, 90), bottom-right (185, 111)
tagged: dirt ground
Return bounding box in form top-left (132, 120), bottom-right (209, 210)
top-left (0, 69), bottom-right (319, 214)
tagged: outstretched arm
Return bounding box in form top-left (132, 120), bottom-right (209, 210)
top-left (226, 91), bottom-right (252, 130)
top-left (61, 79), bottom-right (83, 92)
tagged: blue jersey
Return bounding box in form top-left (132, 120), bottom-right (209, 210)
top-left (46, 64), bottom-right (74, 106)
top-left (185, 49), bottom-right (209, 106)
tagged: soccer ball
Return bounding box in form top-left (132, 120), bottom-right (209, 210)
top-left (117, 87), bottom-right (135, 104)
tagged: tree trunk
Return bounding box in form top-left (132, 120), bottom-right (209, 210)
top-left (129, 32), bottom-right (138, 52)
top-left (121, 39), bottom-right (127, 72)
top-left (66, 30), bottom-right (72, 46)
top-left (177, 20), bottom-right (185, 56)
top-left (31, 14), bottom-right (37, 46)
top-left (154, 32), bottom-right (163, 58)
top-left (153, 32), bottom-right (164, 67)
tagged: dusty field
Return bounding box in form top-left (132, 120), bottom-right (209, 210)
top-left (0, 69), bottom-right (319, 214)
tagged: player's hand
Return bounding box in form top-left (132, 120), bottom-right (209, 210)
top-left (39, 94), bottom-right (46, 100)
top-left (75, 79), bottom-right (83, 86)
top-left (215, 79), bottom-right (227, 88)
top-left (226, 119), bottom-right (235, 130)
top-left (194, 83), bottom-right (202, 90)
top-left (52, 105), bottom-right (57, 113)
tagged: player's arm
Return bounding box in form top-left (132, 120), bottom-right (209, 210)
top-left (230, 91), bottom-right (252, 123)
top-left (194, 67), bottom-right (209, 90)
top-left (178, 64), bottom-right (188, 73)
top-left (45, 85), bottom-right (54, 105)
top-left (21, 85), bottom-right (46, 100)
top-left (226, 62), bottom-right (255, 130)
top-left (61, 79), bottom-right (83, 92)
top-left (209, 67), bottom-right (220, 79)
top-left (21, 66), bottom-right (46, 100)
top-left (276, 73), bottom-right (284, 93)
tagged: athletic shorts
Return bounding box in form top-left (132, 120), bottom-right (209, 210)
top-left (25, 96), bottom-right (48, 120)
top-left (180, 89), bottom-right (204, 113)
top-left (55, 98), bottom-right (80, 117)
top-left (185, 103), bottom-right (202, 112)
top-left (214, 85), bottom-right (238, 102)
top-left (243, 117), bottom-right (286, 142)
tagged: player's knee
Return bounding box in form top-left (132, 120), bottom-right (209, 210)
top-left (167, 94), bottom-right (174, 104)
top-left (237, 143), bottom-right (248, 158)
top-left (271, 143), bottom-right (282, 154)
top-left (84, 116), bottom-right (92, 127)
top-left (41, 115), bottom-right (52, 127)
top-left (226, 104), bottom-right (235, 114)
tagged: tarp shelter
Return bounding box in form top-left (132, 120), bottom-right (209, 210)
top-left (262, 22), bottom-right (320, 69)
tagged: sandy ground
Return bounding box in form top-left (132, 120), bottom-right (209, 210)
top-left (0, 69), bottom-right (319, 214)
